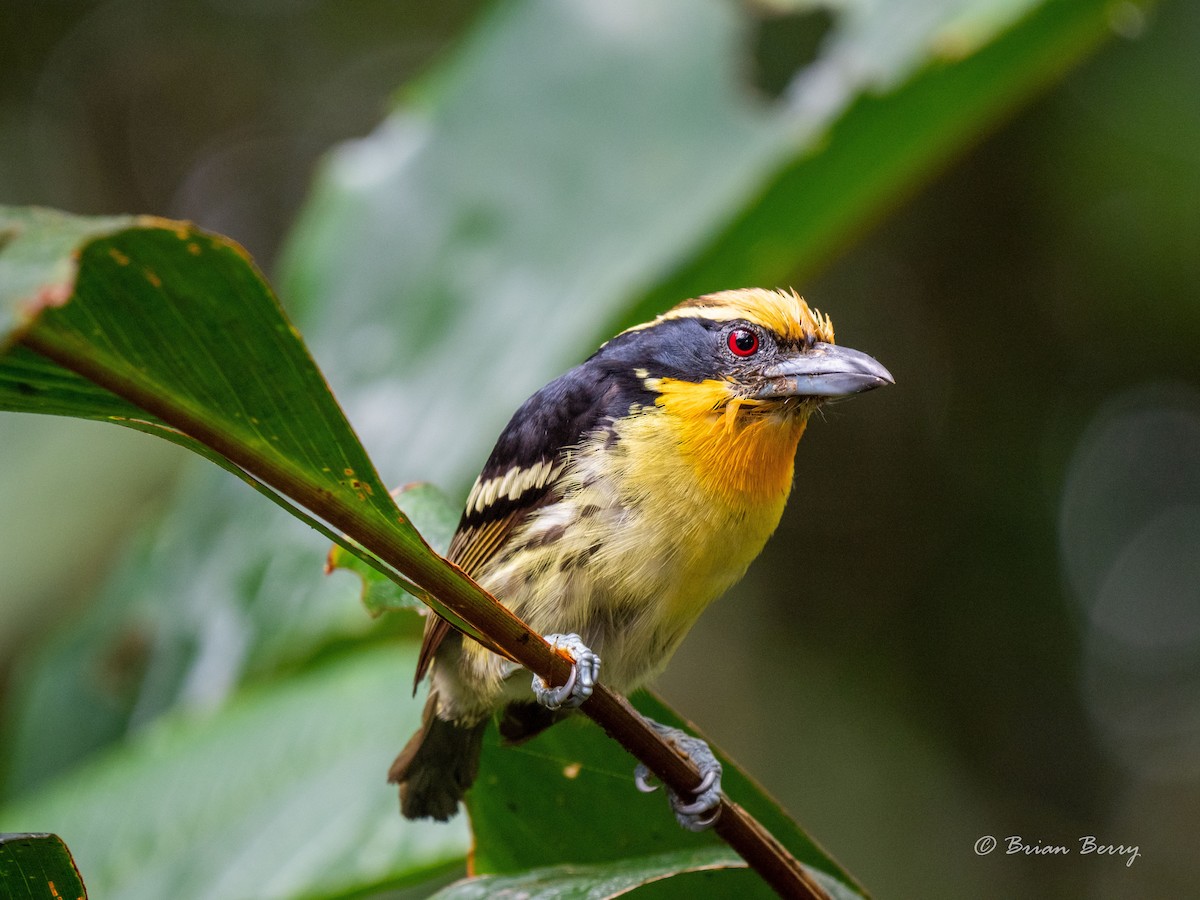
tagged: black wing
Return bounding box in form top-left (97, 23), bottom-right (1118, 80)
top-left (413, 360), bottom-right (627, 688)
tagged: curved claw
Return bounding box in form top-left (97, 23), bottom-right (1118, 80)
top-left (531, 633), bottom-right (600, 710)
top-left (634, 764), bottom-right (659, 793)
top-left (533, 663), bottom-right (577, 710)
top-left (676, 768), bottom-right (720, 816)
top-left (632, 719), bottom-right (724, 832)
top-left (672, 781), bottom-right (723, 831)
top-left (673, 791), bottom-right (718, 817)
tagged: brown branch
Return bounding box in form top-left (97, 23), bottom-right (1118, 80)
top-left (21, 329), bottom-right (834, 900)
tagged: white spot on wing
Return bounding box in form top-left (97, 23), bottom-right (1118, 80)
top-left (467, 460), bottom-right (563, 516)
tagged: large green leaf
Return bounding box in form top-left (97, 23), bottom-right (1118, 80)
top-left (0, 208), bottom-right (408, 544)
top-left (630, 0), bottom-right (1130, 322)
top-left (435, 850), bottom-right (861, 900)
top-left (0, 833), bottom-right (87, 900)
top-left (0, 646), bottom-right (467, 900)
top-left (0, 468), bottom-right (392, 795)
top-left (0, 207), bottom-right (482, 628)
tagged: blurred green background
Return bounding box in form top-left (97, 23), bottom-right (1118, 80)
top-left (2, 1), bottom-right (1198, 897)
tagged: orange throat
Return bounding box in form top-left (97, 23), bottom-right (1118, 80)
top-left (655, 378), bottom-right (810, 506)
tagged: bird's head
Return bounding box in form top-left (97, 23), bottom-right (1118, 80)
top-left (588, 287), bottom-right (893, 509)
top-left (602, 287), bottom-right (893, 423)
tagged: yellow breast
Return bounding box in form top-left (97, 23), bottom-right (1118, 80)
top-left (468, 378), bottom-right (810, 692)
top-left (584, 378), bottom-right (810, 664)
top-left (647, 377), bottom-right (809, 504)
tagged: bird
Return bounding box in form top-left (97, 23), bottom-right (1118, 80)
top-left (390, 287), bottom-right (892, 827)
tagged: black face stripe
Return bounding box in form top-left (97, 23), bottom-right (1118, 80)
top-left (598, 317), bottom-right (719, 376)
top-left (597, 316), bottom-right (792, 385)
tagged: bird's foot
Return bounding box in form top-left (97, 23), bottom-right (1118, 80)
top-left (531, 633), bottom-right (600, 710)
top-left (634, 720), bottom-right (723, 832)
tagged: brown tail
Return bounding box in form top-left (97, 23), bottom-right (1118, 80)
top-left (389, 692), bottom-right (488, 821)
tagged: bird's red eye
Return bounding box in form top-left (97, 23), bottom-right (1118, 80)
top-left (728, 328), bottom-right (759, 357)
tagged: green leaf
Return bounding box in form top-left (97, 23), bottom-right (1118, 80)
top-left (0, 207), bottom-right (132, 328)
top-left (278, 0), bottom-right (788, 492)
top-left (0, 833), bottom-right (87, 900)
top-left (1, 208), bottom-right (400, 533)
top-left (0, 645), bottom-right (467, 900)
top-left (0, 470), bottom-right (389, 797)
top-left (430, 846), bottom-right (745, 900)
top-left (0, 206), bottom-right (477, 638)
top-left (630, 0), bottom-right (1130, 320)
